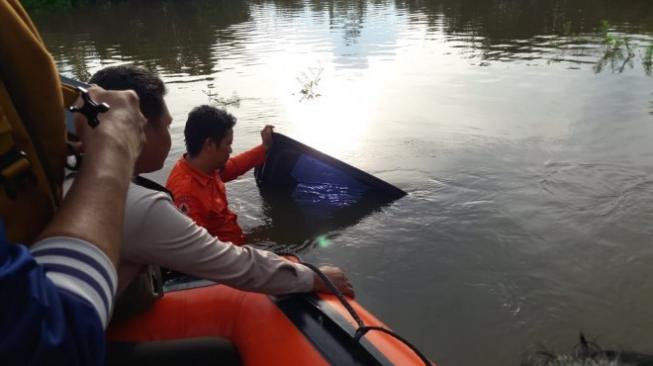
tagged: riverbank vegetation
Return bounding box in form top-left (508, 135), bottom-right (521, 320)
top-left (22, 0), bottom-right (98, 11)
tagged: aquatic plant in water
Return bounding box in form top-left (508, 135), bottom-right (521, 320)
top-left (202, 86), bottom-right (240, 108)
top-left (296, 65), bottom-right (324, 101)
top-left (643, 43), bottom-right (653, 77)
top-left (593, 20), bottom-right (635, 74)
top-left (521, 333), bottom-right (653, 366)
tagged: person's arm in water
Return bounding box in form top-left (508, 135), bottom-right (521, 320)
top-left (220, 125), bottom-right (273, 182)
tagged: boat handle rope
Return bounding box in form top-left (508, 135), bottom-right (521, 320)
top-left (285, 253), bottom-right (432, 366)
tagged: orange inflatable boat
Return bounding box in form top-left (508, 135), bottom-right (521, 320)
top-left (107, 278), bottom-right (432, 366)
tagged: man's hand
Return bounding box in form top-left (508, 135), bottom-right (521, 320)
top-left (46, 85), bottom-right (147, 265)
top-left (73, 86), bottom-right (146, 163)
top-left (313, 265), bottom-right (355, 298)
top-left (260, 125), bottom-right (274, 149)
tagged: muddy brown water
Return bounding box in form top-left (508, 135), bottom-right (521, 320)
top-left (31, 1), bottom-right (653, 364)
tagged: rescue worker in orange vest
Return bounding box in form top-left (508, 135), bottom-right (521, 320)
top-left (166, 105), bottom-right (272, 245)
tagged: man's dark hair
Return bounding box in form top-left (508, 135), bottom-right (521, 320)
top-left (89, 65), bottom-right (167, 122)
top-left (184, 105), bottom-right (236, 157)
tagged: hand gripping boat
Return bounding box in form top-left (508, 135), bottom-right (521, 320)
top-left (107, 272), bottom-right (433, 366)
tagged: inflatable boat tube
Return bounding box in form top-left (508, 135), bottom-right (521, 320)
top-left (107, 280), bottom-right (432, 366)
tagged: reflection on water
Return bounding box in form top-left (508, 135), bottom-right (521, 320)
top-left (33, 0), bottom-right (653, 78)
top-left (30, 1), bottom-right (653, 365)
top-left (34, 0), bottom-right (250, 79)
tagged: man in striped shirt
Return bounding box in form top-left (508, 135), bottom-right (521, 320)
top-left (1, 6), bottom-right (147, 365)
top-left (0, 84), bottom-right (146, 365)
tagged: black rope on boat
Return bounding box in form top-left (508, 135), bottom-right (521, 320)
top-left (300, 261), bottom-right (365, 329)
top-left (278, 246), bottom-right (431, 366)
top-left (354, 326), bottom-right (432, 366)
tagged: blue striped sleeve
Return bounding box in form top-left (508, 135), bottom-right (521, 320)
top-left (0, 232), bottom-right (107, 365)
top-left (30, 237), bottom-right (117, 328)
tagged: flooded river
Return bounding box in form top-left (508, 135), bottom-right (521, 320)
top-left (30, 1), bottom-right (653, 364)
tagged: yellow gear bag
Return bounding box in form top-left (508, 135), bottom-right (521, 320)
top-left (0, 0), bottom-right (79, 244)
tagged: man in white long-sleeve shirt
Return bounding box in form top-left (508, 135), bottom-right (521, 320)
top-left (84, 65), bottom-right (354, 301)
